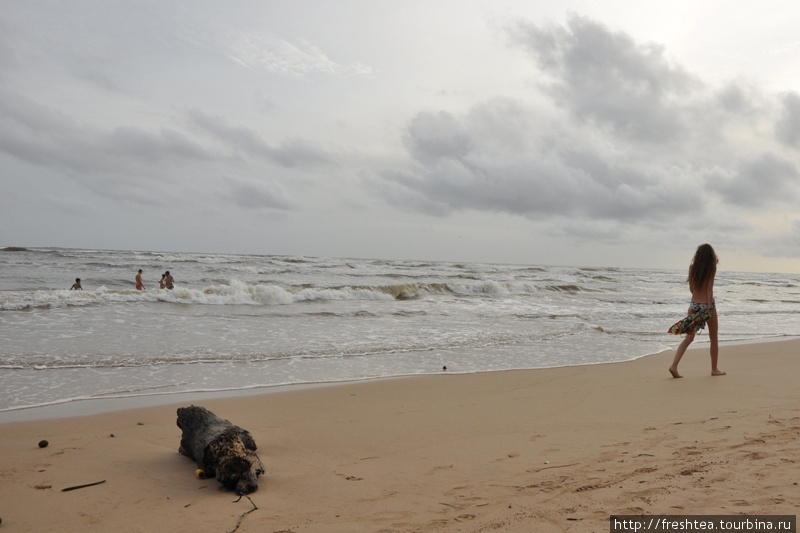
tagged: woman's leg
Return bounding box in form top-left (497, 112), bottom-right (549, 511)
top-left (707, 309), bottom-right (725, 375)
top-left (669, 331), bottom-right (694, 378)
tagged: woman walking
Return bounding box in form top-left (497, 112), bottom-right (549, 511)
top-left (669, 244), bottom-right (725, 378)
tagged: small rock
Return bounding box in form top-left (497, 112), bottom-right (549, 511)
top-left (38, 440), bottom-right (49, 448)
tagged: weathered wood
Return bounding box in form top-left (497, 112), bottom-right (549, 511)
top-left (176, 405), bottom-right (264, 494)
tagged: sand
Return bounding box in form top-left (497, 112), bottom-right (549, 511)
top-left (1, 339), bottom-right (799, 532)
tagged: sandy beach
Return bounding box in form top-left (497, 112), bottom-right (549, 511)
top-left (1, 339), bottom-right (799, 533)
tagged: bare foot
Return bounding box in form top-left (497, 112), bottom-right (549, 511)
top-left (711, 369), bottom-right (726, 376)
top-left (669, 367), bottom-right (682, 378)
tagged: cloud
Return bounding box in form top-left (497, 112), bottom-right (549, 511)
top-left (175, 15), bottom-right (374, 79)
top-left (105, 127), bottom-right (211, 165)
top-left (403, 110), bottom-right (474, 165)
top-left (0, 88), bottom-right (210, 176)
top-left (710, 152), bottom-right (800, 207)
top-left (0, 20), bottom-right (18, 76)
top-left (186, 109), bottom-right (334, 168)
top-left (774, 91), bottom-right (800, 147)
top-left (507, 14), bottom-right (701, 143)
top-left (374, 13), bottom-right (800, 243)
top-left (223, 176), bottom-right (295, 210)
top-left (0, 85), bottom-right (335, 212)
top-left (380, 95), bottom-right (702, 226)
top-left (759, 218), bottom-right (800, 259)
top-left (228, 34), bottom-right (374, 78)
top-left (3, 3), bottom-right (800, 269)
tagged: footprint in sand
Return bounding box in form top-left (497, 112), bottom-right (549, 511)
top-left (335, 472), bottom-right (364, 481)
top-left (491, 453), bottom-right (520, 463)
top-left (426, 465), bottom-right (453, 476)
top-left (744, 451), bottom-right (767, 460)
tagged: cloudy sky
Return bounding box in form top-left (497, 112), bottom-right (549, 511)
top-left (2, 1), bottom-right (800, 272)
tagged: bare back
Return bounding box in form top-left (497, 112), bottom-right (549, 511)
top-left (690, 270), bottom-right (715, 305)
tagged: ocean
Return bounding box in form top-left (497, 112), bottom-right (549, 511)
top-left (1, 247), bottom-right (799, 417)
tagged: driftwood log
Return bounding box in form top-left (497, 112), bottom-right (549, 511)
top-left (176, 405), bottom-right (264, 494)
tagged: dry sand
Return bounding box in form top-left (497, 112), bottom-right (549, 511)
top-left (1, 339), bottom-right (799, 532)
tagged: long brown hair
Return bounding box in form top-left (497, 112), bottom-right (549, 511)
top-left (687, 244), bottom-right (718, 292)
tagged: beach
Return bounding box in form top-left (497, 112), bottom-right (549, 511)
top-left (1, 339), bottom-right (798, 533)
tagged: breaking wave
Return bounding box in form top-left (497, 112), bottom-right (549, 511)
top-left (0, 279), bottom-right (543, 310)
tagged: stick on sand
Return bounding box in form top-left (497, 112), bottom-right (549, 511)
top-left (61, 480), bottom-right (106, 492)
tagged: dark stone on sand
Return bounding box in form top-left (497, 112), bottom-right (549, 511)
top-left (38, 440), bottom-right (49, 448)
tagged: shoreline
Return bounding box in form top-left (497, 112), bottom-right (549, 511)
top-left (2, 335), bottom-right (795, 424)
top-left (2, 338), bottom-right (799, 532)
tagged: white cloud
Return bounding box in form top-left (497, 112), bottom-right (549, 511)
top-left (231, 34), bottom-right (374, 78)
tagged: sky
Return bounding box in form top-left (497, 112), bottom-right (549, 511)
top-left (2, 1), bottom-right (800, 272)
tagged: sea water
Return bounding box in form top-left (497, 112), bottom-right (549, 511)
top-left (1, 247), bottom-right (799, 415)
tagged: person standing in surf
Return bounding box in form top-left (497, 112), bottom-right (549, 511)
top-left (136, 269), bottom-right (145, 290)
top-left (669, 244), bottom-right (725, 378)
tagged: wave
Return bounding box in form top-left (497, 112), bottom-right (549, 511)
top-left (578, 266), bottom-right (620, 273)
top-left (543, 283), bottom-right (600, 293)
top-left (0, 280), bottom-right (454, 310)
top-left (1, 276), bottom-right (575, 310)
top-left (0, 282), bottom-right (384, 310)
top-left (0, 274), bottom-right (640, 310)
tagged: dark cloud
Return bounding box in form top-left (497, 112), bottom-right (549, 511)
top-left (0, 86), bottom-right (332, 180)
top-left (774, 92), bottom-right (800, 148)
top-left (73, 65), bottom-right (123, 93)
top-left (0, 22), bottom-right (18, 76)
top-left (223, 176), bottom-right (294, 210)
top-left (186, 109), bottom-right (333, 168)
top-left (507, 15), bottom-right (700, 143)
top-left (381, 95), bottom-right (702, 225)
top-left (0, 88), bottom-right (210, 177)
top-left (710, 152), bottom-right (800, 207)
top-left (716, 83), bottom-right (759, 115)
top-left (105, 127), bottom-right (211, 164)
top-left (0, 88), bottom-right (312, 211)
top-left (3, 2), bottom-right (800, 268)
top-left (402, 111), bottom-right (474, 165)
top-left (376, 14), bottom-right (800, 241)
